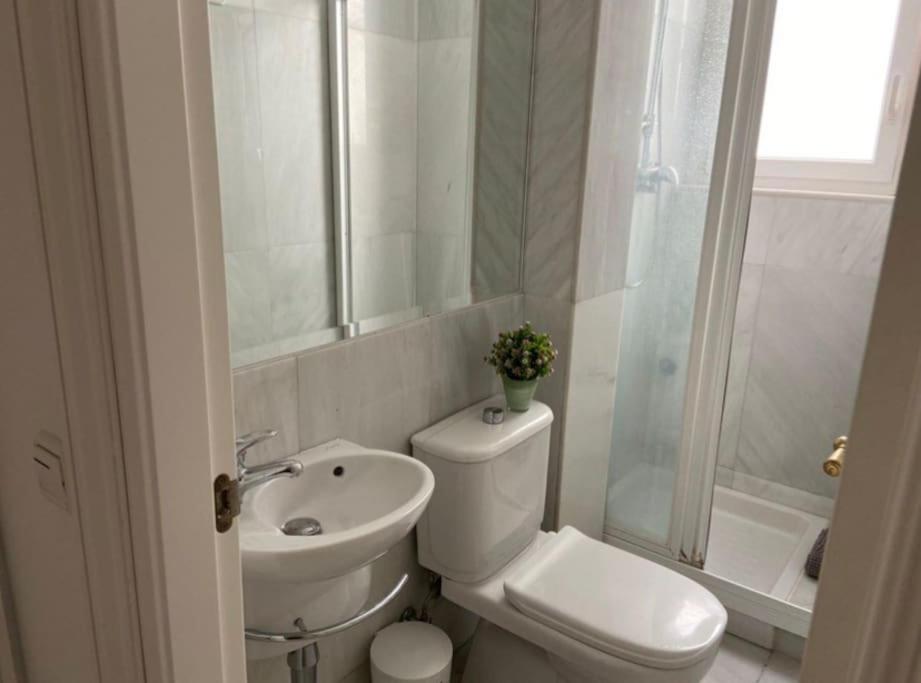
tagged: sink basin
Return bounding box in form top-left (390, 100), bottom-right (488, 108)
top-left (239, 439), bottom-right (434, 658)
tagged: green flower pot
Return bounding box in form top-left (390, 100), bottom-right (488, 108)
top-left (502, 376), bottom-right (539, 412)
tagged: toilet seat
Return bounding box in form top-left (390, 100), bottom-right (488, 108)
top-left (441, 530), bottom-right (726, 681)
top-left (503, 526), bottom-right (726, 670)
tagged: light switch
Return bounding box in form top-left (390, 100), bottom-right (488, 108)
top-left (33, 430), bottom-right (68, 510)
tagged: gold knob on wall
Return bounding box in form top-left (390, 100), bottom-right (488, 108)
top-left (823, 436), bottom-right (848, 477)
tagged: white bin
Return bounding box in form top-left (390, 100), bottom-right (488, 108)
top-left (370, 621), bottom-right (452, 683)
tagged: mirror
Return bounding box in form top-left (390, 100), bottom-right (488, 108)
top-left (208, 0), bottom-right (536, 367)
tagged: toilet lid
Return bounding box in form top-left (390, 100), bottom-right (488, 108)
top-left (503, 527), bottom-right (726, 670)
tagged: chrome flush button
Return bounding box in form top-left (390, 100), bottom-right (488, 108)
top-left (482, 406), bottom-right (505, 425)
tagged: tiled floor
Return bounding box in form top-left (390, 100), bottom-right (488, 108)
top-left (703, 635), bottom-right (801, 683)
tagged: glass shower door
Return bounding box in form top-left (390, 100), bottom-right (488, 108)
top-left (604, 0), bottom-right (772, 563)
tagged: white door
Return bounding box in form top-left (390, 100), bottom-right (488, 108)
top-left (2, 0), bottom-right (248, 681)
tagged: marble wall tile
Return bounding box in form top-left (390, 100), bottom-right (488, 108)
top-left (765, 195), bottom-right (893, 278)
top-left (416, 33), bottom-right (474, 314)
top-left (297, 317), bottom-right (432, 454)
top-left (743, 194), bottom-right (774, 265)
top-left (416, 38), bottom-right (473, 237)
top-left (256, 10), bottom-right (333, 246)
top-left (715, 465), bottom-right (733, 487)
top-left (429, 294), bottom-right (522, 422)
top-left (522, 0), bottom-right (597, 301)
top-left (295, 295), bottom-right (523, 453)
top-left (225, 251), bottom-right (273, 352)
top-left (523, 294), bottom-right (574, 530)
top-left (267, 244), bottom-right (337, 340)
top-left (722, 194), bottom-right (892, 508)
top-left (352, 233), bottom-right (416, 321)
top-left (471, 0), bottom-right (535, 301)
top-left (348, 0), bottom-right (416, 39)
top-left (348, 29), bottom-right (418, 239)
top-left (730, 471), bottom-right (834, 519)
top-left (209, 5), bottom-right (269, 254)
top-left (717, 265), bottom-right (763, 470)
top-left (244, 298), bottom-right (524, 682)
top-left (418, 0), bottom-right (475, 40)
top-left (735, 267), bottom-right (875, 499)
top-left (576, 1), bottom-right (654, 301)
top-left (557, 290), bottom-right (624, 538)
top-left (232, 357), bottom-right (300, 465)
top-left (416, 232), bottom-right (465, 313)
top-left (253, 0), bottom-right (322, 21)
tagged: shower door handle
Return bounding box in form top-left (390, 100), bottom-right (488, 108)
top-left (823, 436), bottom-right (848, 477)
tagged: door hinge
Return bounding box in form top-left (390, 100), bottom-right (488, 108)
top-left (214, 473), bottom-right (241, 533)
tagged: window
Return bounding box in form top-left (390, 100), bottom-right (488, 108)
top-left (755, 0), bottom-right (921, 194)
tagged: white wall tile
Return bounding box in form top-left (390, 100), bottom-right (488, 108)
top-left (717, 265), bottom-right (763, 470)
top-left (576, 1), bottom-right (653, 300)
top-left (295, 295), bottom-right (523, 452)
top-left (253, 0), bottom-right (322, 21)
top-left (352, 233), bottom-right (416, 322)
top-left (742, 194), bottom-right (775, 265)
top-left (267, 244), bottom-right (337, 340)
top-left (735, 267), bottom-right (873, 499)
top-left (765, 195), bottom-right (892, 277)
top-left (232, 357), bottom-right (300, 465)
top-left (348, 29), bottom-right (418, 238)
top-left (209, 5), bottom-right (269, 254)
top-left (225, 251), bottom-right (273, 352)
top-left (429, 294), bottom-right (522, 421)
top-left (724, 195), bottom-right (892, 508)
top-left (416, 232), bottom-right (466, 314)
top-left (416, 38), bottom-right (473, 238)
top-left (730, 471), bottom-right (834, 519)
top-left (256, 10), bottom-right (333, 247)
top-left (348, 0), bottom-right (416, 39)
top-left (471, 0), bottom-right (534, 301)
top-left (418, 0), bottom-right (475, 40)
top-left (557, 290), bottom-right (624, 538)
top-left (523, 294), bottom-right (574, 530)
top-left (522, 0), bottom-right (596, 301)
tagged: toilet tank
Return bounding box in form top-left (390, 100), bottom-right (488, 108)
top-left (411, 396), bottom-right (553, 583)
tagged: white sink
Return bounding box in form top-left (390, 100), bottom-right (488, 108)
top-left (240, 439), bottom-right (434, 659)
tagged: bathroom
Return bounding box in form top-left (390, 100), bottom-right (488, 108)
top-left (2, 0), bottom-right (921, 681)
top-left (204, 0), bottom-right (920, 679)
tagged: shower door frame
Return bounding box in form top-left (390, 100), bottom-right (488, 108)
top-left (667, 0), bottom-right (777, 568)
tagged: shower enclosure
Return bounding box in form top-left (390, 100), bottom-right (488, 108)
top-left (606, 0), bottom-right (758, 554)
top-left (601, 0), bottom-right (795, 627)
top-left (603, 0), bottom-right (911, 638)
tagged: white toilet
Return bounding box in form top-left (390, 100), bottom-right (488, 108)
top-left (411, 397), bottom-right (727, 683)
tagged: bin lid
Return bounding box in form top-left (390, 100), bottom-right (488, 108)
top-left (370, 621), bottom-right (452, 679)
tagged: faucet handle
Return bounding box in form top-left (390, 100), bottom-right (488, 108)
top-left (235, 429), bottom-right (278, 467)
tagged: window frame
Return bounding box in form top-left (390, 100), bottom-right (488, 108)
top-left (754, 0), bottom-right (921, 195)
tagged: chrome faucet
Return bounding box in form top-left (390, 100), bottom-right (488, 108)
top-left (235, 430), bottom-right (303, 497)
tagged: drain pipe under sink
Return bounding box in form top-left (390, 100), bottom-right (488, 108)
top-left (286, 619), bottom-right (319, 683)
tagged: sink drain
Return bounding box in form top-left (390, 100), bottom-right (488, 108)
top-left (281, 517), bottom-right (323, 537)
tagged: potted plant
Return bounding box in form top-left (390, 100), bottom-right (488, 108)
top-left (485, 322), bottom-right (558, 412)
